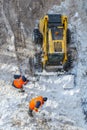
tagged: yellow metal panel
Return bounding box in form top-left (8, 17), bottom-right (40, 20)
top-left (39, 15), bottom-right (48, 66)
top-left (62, 15), bottom-right (68, 63)
top-left (48, 29), bottom-right (54, 53)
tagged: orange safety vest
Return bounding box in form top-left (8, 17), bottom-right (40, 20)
top-left (29, 96), bottom-right (44, 110)
top-left (13, 77), bottom-right (27, 89)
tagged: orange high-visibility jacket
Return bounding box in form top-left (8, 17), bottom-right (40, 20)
top-left (13, 77), bottom-right (27, 89)
top-left (29, 96), bottom-right (44, 111)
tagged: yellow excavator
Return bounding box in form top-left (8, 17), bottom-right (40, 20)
top-left (30, 14), bottom-right (72, 74)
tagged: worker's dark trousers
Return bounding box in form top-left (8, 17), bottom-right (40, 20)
top-left (14, 75), bottom-right (21, 79)
top-left (28, 108), bottom-right (33, 117)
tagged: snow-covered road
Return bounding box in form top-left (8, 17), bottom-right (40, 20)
top-left (0, 0), bottom-right (87, 130)
top-left (0, 74), bottom-right (85, 130)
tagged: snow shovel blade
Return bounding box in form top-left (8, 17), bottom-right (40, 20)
top-left (18, 89), bottom-right (25, 93)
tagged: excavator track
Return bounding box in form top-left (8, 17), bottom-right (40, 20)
top-left (29, 52), bottom-right (42, 75)
top-left (34, 52), bottom-right (42, 72)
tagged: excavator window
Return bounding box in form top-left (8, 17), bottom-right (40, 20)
top-left (51, 27), bottom-right (63, 40)
top-left (47, 53), bottom-right (64, 65)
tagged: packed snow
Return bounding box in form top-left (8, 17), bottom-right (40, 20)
top-left (0, 0), bottom-right (87, 130)
top-left (0, 74), bottom-right (85, 130)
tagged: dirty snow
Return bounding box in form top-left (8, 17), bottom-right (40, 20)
top-left (0, 0), bottom-right (87, 130)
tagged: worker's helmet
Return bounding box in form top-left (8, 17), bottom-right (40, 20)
top-left (22, 76), bottom-right (27, 82)
top-left (36, 101), bottom-right (41, 108)
top-left (43, 97), bottom-right (47, 102)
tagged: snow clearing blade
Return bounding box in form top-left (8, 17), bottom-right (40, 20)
top-left (33, 70), bottom-right (76, 88)
top-left (33, 69), bottom-right (74, 76)
top-left (34, 70), bottom-right (65, 76)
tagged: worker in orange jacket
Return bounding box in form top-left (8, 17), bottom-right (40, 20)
top-left (28, 96), bottom-right (47, 117)
top-left (12, 75), bottom-right (29, 92)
